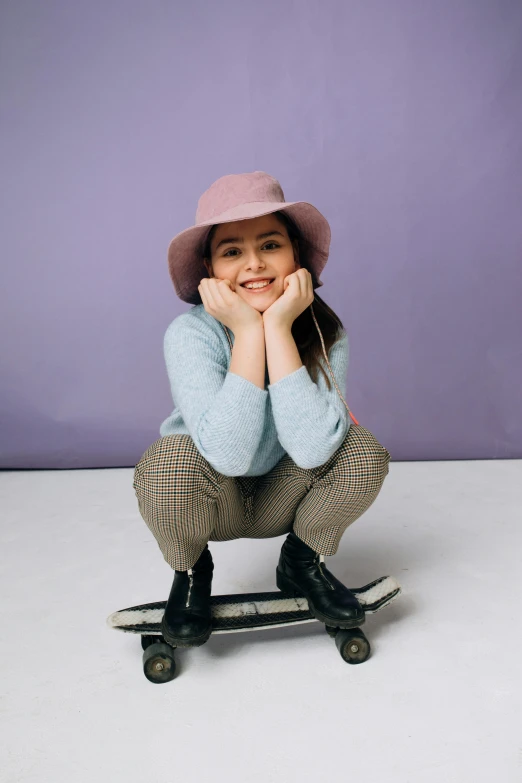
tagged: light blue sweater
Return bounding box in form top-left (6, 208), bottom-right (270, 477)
top-left (159, 304), bottom-right (351, 477)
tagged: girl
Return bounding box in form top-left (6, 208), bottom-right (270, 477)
top-left (133, 171), bottom-right (391, 648)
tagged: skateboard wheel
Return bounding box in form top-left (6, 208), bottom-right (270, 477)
top-left (335, 628), bottom-right (371, 664)
top-left (142, 642), bottom-right (177, 683)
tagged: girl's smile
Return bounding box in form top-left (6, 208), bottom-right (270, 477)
top-left (240, 278), bottom-right (275, 293)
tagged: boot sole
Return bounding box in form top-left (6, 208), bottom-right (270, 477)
top-left (276, 568), bottom-right (365, 628)
top-left (160, 617), bottom-right (212, 648)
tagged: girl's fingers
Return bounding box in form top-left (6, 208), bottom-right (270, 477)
top-left (306, 270), bottom-right (314, 295)
top-left (200, 277), bottom-right (233, 311)
top-left (291, 269), bottom-right (309, 296)
top-left (200, 280), bottom-right (217, 310)
top-left (198, 284), bottom-right (209, 310)
top-left (200, 279), bottom-right (221, 312)
top-left (218, 279), bottom-right (234, 301)
top-left (211, 278), bottom-right (233, 307)
top-left (299, 268), bottom-right (312, 299)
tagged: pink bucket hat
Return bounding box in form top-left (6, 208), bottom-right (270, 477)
top-left (167, 171), bottom-right (332, 304)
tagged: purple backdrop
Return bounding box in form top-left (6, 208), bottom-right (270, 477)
top-left (1, 0), bottom-right (521, 469)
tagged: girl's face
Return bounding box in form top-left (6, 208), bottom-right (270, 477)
top-left (203, 214), bottom-right (299, 313)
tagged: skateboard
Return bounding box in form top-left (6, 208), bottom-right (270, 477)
top-left (107, 575), bottom-right (401, 683)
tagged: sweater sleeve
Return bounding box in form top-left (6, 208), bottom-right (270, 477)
top-left (162, 314), bottom-right (268, 476)
top-left (267, 330), bottom-right (351, 469)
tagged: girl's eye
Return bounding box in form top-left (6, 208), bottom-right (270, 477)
top-left (222, 242), bottom-right (279, 258)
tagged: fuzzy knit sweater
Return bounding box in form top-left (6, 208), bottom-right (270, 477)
top-left (159, 304), bottom-right (351, 477)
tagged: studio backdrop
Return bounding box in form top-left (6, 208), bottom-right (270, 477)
top-left (1, 0), bottom-right (521, 468)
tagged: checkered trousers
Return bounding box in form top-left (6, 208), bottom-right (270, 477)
top-left (133, 424), bottom-right (391, 571)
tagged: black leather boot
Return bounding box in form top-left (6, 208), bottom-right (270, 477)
top-left (161, 544), bottom-right (214, 647)
top-left (276, 531), bottom-right (365, 628)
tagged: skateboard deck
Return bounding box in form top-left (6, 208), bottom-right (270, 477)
top-left (108, 575), bottom-right (401, 636)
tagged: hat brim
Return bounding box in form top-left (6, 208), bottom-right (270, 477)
top-left (167, 201), bottom-right (331, 304)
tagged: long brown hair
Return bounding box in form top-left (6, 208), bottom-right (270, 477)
top-left (202, 210), bottom-right (344, 390)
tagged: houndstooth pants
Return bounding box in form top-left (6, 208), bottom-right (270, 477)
top-left (133, 424), bottom-right (391, 572)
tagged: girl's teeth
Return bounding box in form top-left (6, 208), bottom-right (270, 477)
top-left (245, 280), bottom-right (271, 289)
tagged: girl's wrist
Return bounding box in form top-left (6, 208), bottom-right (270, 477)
top-left (231, 321), bottom-right (265, 341)
top-left (263, 315), bottom-right (292, 333)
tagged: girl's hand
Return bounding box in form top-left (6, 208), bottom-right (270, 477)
top-left (198, 277), bottom-right (263, 333)
top-left (262, 268), bottom-right (314, 329)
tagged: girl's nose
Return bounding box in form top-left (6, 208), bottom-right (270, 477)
top-left (244, 249), bottom-right (265, 268)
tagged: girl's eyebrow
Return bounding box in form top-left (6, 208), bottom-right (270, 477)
top-left (214, 230), bottom-right (284, 251)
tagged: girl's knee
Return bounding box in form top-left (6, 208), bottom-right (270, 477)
top-left (133, 435), bottom-right (210, 501)
top-left (340, 426), bottom-right (391, 492)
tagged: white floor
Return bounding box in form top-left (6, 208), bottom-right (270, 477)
top-left (1, 458), bottom-right (521, 783)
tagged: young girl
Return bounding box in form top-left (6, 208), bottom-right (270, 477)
top-left (133, 171), bottom-right (391, 649)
